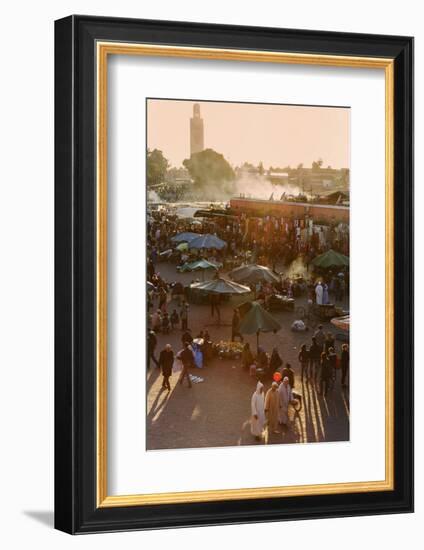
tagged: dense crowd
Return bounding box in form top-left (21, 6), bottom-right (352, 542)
top-left (147, 204), bottom-right (349, 442)
top-left (147, 206), bottom-right (349, 271)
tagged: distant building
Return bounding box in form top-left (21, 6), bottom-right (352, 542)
top-left (287, 166), bottom-right (350, 191)
top-left (268, 172), bottom-right (289, 184)
top-left (230, 197), bottom-right (349, 224)
top-left (190, 103), bottom-right (204, 156)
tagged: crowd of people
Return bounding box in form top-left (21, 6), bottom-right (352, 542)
top-left (147, 205), bottom-right (349, 278)
top-left (251, 378), bottom-right (296, 440)
top-left (249, 330), bottom-right (349, 442)
top-left (146, 204), bottom-right (350, 445)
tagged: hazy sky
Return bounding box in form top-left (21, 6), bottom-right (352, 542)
top-left (147, 99), bottom-right (350, 169)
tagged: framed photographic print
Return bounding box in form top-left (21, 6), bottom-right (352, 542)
top-left (54, 15), bottom-right (414, 534)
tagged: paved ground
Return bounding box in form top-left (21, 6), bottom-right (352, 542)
top-left (147, 261), bottom-right (349, 450)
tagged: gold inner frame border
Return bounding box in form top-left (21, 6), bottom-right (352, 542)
top-left (96, 42), bottom-right (394, 508)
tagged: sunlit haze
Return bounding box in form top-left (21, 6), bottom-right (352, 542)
top-left (147, 99), bottom-right (350, 169)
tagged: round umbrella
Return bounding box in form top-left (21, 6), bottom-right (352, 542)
top-left (238, 301), bottom-right (281, 351)
top-left (171, 232), bottom-right (202, 243)
top-left (178, 259), bottom-right (222, 279)
top-left (190, 278), bottom-right (251, 295)
top-left (311, 249), bottom-right (349, 269)
top-left (188, 234), bottom-right (227, 250)
top-left (229, 264), bottom-right (279, 285)
top-left (178, 259), bottom-right (221, 273)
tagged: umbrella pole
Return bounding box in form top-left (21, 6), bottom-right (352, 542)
top-left (256, 331), bottom-right (259, 354)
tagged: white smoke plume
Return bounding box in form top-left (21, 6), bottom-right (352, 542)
top-left (148, 190), bottom-right (161, 202)
top-left (234, 173), bottom-right (308, 201)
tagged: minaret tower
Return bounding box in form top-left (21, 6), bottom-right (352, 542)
top-left (190, 103), bottom-right (204, 156)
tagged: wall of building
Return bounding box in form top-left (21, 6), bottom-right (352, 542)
top-left (230, 197), bottom-right (350, 224)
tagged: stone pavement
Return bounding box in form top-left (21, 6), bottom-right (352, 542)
top-left (147, 261), bottom-right (349, 451)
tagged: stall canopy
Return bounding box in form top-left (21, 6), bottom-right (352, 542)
top-left (311, 249), bottom-right (349, 269)
top-left (238, 301), bottom-right (281, 351)
top-left (190, 278), bottom-right (250, 295)
top-left (188, 234), bottom-right (227, 250)
top-left (171, 232), bottom-right (202, 243)
top-left (229, 264), bottom-right (279, 285)
top-left (178, 259), bottom-right (221, 273)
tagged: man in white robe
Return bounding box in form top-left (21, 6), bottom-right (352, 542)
top-left (250, 381), bottom-right (265, 440)
top-left (278, 377), bottom-right (294, 426)
top-left (315, 282), bottom-right (323, 305)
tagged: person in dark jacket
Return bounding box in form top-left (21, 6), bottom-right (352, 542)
top-left (327, 346), bottom-right (338, 381)
top-left (313, 325), bottom-right (326, 351)
top-left (324, 332), bottom-right (335, 354)
top-left (231, 309), bottom-right (243, 342)
top-left (181, 329), bottom-right (193, 346)
top-left (269, 347), bottom-right (283, 373)
top-left (210, 293), bottom-right (221, 321)
top-left (341, 343), bottom-right (350, 387)
top-left (298, 343), bottom-right (310, 381)
top-left (159, 344), bottom-right (174, 391)
top-left (319, 351), bottom-right (333, 396)
top-left (177, 342), bottom-right (194, 388)
top-left (148, 330), bottom-right (159, 369)
top-left (309, 337), bottom-right (321, 381)
top-left (180, 301), bottom-right (189, 330)
top-left (170, 309), bottom-right (179, 330)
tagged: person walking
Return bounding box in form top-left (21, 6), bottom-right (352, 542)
top-left (324, 332), bottom-right (335, 354)
top-left (170, 309), bottom-right (179, 331)
top-left (313, 324), bottom-right (326, 351)
top-left (278, 376), bottom-right (295, 428)
top-left (180, 302), bottom-right (189, 331)
top-left (147, 330), bottom-right (159, 369)
top-left (210, 293), bottom-right (221, 322)
top-left (158, 285), bottom-right (167, 313)
top-left (341, 343), bottom-right (350, 387)
top-left (319, 351), bottom-right (332, 397)
top-left (265, 382), bottom-right (280, 434)
top-left (231, 309), bottom-right (243, 342)
top-left (177, 342), bottom-right (194, 388)
top-left (250, 381), bottom-right (265, 441)
top-left (328, 346), bottom-right (338, 382)
top-left (158, 343), bottom-right (174, 391)
top-left (298, 343), bottom-right (310, 381)
top-left (309, 336), bottom-right (321, 381)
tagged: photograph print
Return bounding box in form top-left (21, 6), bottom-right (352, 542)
top-left (146, 98), bottom-right (350, 451)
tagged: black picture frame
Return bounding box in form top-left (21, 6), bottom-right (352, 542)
top-left (55, 15), bottom-right (414, 534)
